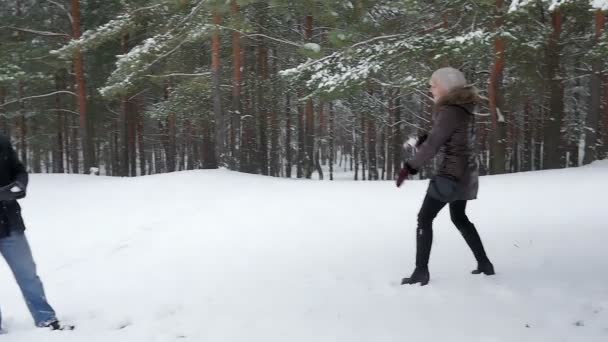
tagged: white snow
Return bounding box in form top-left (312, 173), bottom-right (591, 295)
top-left (446, 30), bottom-right (487, 44)
top-left (406, 137), bottom-right (417, 148)
top-left (303, 43), bottom-right (321, 53)
top-left (1, 162), bottom-right (608, 341)
top-left (510, 0), bottom-right (602, 12)
top-left (591, 0), bottom-right (608, 10)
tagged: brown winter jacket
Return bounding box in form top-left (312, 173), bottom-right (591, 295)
top-left (406, 86), bottom-right (480, 201)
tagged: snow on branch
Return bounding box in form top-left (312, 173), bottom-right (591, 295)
top-left (0, 91), bottom-right (77, 108)
top-left (100, 24), bottom-right (212, 98)
top-left (280, 30), bottom-right (490, 98)
top-left (509, 0), bottom-right (582, 13)
top-left (51, 14), bottom-right (133, 57)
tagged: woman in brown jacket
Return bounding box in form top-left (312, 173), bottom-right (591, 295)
top-left (396, 67), bottom-right (494, 286)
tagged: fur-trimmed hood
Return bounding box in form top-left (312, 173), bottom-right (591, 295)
top-left (435, 86), bottom-right (479, 108)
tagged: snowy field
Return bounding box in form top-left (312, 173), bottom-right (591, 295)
top-left (1, 161), bottom-right (607, 341)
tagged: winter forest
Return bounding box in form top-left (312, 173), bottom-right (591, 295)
top-left (0, 0), bottom-right (607, 179)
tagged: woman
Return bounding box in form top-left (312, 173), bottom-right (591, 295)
top-left (396, 67), bottom-right (494, 286)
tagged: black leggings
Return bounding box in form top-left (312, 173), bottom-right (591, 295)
top-left (415, 195), bottom-right (489, 269)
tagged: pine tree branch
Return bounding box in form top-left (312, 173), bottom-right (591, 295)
top-left (47, 108), bottom-right (80, 115)
top-left (43, 0), bottom-right (74, 24)
top-left (145, 73), bottom-right (211, 78)
top-left (128, 88), bottom-right (150, 101)
top-left (0, 91), bottom-right (77, 108)
top-left (0, 26), bottom-right (71, 38)
top-left (218, 26), bottom-right (303, 48)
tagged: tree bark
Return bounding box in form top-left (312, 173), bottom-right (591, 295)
top-left (585, 11), bottom-right (605, 164)
top-left (211, 10), bottom-right (223, 168)
top-left (0, 87), bottom-right (8, 137)
top-left (304, 15), bottom-right (315, 178)
top-left (489, 0), bottom-right (507, 174)
top-left (386, 91), bottom-right (395, 180)
top-left (129, 98), bottom-right (137, 176)
top-left (543, 10), bottom-right (565, 170)
top-left (18, 81), bottom-right (27, 168)
top-left (329, 101), bottom-right (335, 180)
top-left (137, 102), bottom-right (146, 175)
top-left (70, 114), bottom-right (79, 173)
top-left (72, 0), bottom-right (92, 172)
top-left (54, 72), bottom-right (65, 173)
top-left (257, 39), bottom-right (269, 175)
top-left (297, 91), bottom-right (305, 178)
top-left (285, 93), bottom-right (293, 178)
top-left (269, 49), bottom-right (280, 177)
top-left (392, 92), bottom-right (402, 177)
top-left (231, 0), bottom-right (243, 168)
top-left (31, 118), bottom-right (41, 173)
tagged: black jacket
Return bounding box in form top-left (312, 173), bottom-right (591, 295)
top-left (407, 86), bottom-right (480, 201)
top-left (0, 135), bottom-right (28, 239)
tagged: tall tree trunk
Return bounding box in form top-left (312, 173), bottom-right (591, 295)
top-left (167, 113), bottom-right (177, 172)
top-left (353, 125), bottom-right (359, 181)
top-left (137, 103), bottom-right (146, 175)
top-left (231, 0), bottom-right (242, 168)
top-left (585, 11), bottom-right (605, 164)
top-left (392, 92), bottom-right (402, 177)
top-left (0, 87), bottom-right (8, 137)
top-left (31, 118), bottom-right (41, 173)
top-left (489, 0), bottom-right (507, 174)
top-left (367, 115), bottom-right (377, 180)
top-left (184, 119), bottom-right (193, 170)
top-left (129, 99), bottom-right (137, 177)
top-left (121, 94), bottom-right (130, 176)
top-left (604, 61), bottom-right (608, 159)
top-left (319, 100), bottom-right (326, 165)
top-left (543, 10), bottom-right (565, 169)
top-left (240, 47), bottom-right (257, 173)
top-left (54, 72), bottom-right (65, 173)
top-left (360, 112), bottom-right (367, 181)
top-left (18, 81), bottom-right (27, 168)
top-left (161, 82), bottom-right (177, 172)
top-left (380, 121), bottom-right (386, 180)
top-left (329, 101), bottom-right (335, 181)
top-left (257, 39), bottom-right (269, 175)
top-left (269, 49), bottom-right (280, 177)
top-left (314, 102), bottom-right (324, 180)
top-left (211, 10), bottom-right (223, 168)
top-left (71, 0), bottom-right (91, 172)
top-left (386, 91), bottom-right (395, 180)
top-left (523, 97), bottom-right (533, 172)
top-left (111, 117), bottom-right (119, 176)
top-left (297, 93), bottom-right (305, 178)
top-left (304, 15), bottom-right (315, 178)
top-left (71, 115), bottom-right (79, 173)
top-left (285, 93), bottom-right (293, 178)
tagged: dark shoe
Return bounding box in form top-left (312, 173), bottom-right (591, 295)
top-left (401, 267), bottom-right (430, 286)
top-left (44, 320), bottom-right (75, 331)
top-left (472, 261), bottom-right (495, 275)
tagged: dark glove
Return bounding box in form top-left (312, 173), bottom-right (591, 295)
top-left (12, 181), bottom-right (26, 200)
top-left (416, 134), bottom-right (428, 148)
top-left (396, 168), bottom-right (410, 188)
top-left (0, 182), bottom-right (26, 201)
top-left (396, 163), bottom-right (419, 188)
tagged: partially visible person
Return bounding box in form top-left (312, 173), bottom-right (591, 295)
top-left (0, 135), bottom-right (73, 331)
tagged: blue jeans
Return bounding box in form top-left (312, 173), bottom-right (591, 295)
top-left (0, 232), bottom-right (56, 327)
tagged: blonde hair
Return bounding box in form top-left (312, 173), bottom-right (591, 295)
top-left (431, 67), bottom-right (467, 92)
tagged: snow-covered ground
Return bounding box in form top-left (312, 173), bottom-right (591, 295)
top-left (1, 161), bottom-right (607, 341)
